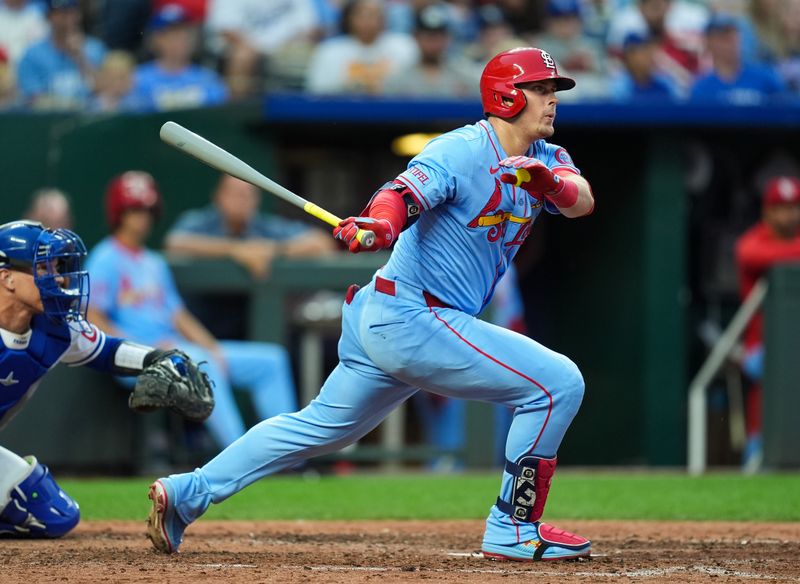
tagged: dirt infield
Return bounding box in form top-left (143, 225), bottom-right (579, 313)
top-left (2, 520), bottom-right (798, 583)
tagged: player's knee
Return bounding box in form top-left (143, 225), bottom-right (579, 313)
top-left (557, 359), bottom-right (585, 416)
top-left (0, 457), bottom-right (80, 538)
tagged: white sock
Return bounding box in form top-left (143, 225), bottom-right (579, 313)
top-left (0, 446), bottom-right (33, 508)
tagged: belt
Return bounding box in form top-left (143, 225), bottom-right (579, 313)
top-left (375, 276), bottom-right (450, 309)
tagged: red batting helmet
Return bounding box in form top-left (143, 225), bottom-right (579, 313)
top-left (480, 47), bottom-right (575, 118)
top-left (105, 171), bottom-right (162, 229)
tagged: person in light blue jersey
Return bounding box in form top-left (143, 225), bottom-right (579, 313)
top-left (16, 0), bottom-right (105, 109)
top-left (690, 13), bottom-right (787, 105)
top-left (131, 3), bottom-right (227, 112)
top-left (146, 47), bottom-right (596, 562)
top-left (86, 171), bottom-right (297, 450)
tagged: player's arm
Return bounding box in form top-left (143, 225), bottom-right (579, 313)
top-left (499, 156), bottom-right (594, 219)
top-left (735, 235), bottom-right (800, 273)
top-left (333, 181), bottom-right (422, 253)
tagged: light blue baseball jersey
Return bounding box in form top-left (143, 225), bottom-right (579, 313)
top-left (86, 237), bottom-right (183, 346)
top-left (383, 120), bottom-right (579, 315)
top-left (157, 118), bottom-right (588, 554)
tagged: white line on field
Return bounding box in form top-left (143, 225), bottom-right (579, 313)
top-left (305, 564), bottom-right (799, 581)
top-left (193, 563), bottom-right (258, 569)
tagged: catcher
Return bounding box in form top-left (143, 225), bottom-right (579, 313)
top-left (0, 220), bottom-right (214, 538)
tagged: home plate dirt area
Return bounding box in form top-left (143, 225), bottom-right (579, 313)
top-left (2, 520), bottom-right (798, 583)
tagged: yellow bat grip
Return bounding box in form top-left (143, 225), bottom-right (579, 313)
top-left (304, 202), bottom-right (376, 249)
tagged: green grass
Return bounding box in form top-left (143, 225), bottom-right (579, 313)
top-left (59, 472), bottom-right (800, 522)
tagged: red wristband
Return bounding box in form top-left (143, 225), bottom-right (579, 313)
top-left (368, 189), bottom-right (407, 237)
top-left (546, 177), bottom-right (579, 209)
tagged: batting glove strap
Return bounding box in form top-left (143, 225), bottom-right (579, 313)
top-left (495, 455), bottom-right (557, 523)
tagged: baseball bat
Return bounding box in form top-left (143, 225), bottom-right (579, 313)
top-left (159, 121), bottom-right (375, 249)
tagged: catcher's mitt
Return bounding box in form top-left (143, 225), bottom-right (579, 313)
top-left (129, 349), bottom-right (215, 422)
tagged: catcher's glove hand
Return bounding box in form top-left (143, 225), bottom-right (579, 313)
top-left (129, 349), bottom-right (215, 423)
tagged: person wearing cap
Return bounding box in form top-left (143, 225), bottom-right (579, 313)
top-left (610, 31), bottom-right (678, 101)
top-left (16, 0), bottom-right (106, 110)
top-left (130, 3), bottom-right (226, 112)
top-left (383, 3), bottom-right (474, 97)
top-left (690, 13), bottom-right (786, 104)
top-left (86, 171), bottom-right (299, 453)
top-left (734, 176), bottom-right (800, 472)
top-left (144, 47), bottom-right (594, 561)
top-left (533, 0), bottom-right (608, 100)
top-left (606, 0), bottom-right (708, 97)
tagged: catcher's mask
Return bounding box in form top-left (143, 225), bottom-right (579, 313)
top-left (0, 220), bottom-right (90, 331)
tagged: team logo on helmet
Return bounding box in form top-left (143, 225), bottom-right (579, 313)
top-left (540, 50), bottom-right (556, 70)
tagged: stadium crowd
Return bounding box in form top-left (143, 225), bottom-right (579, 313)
top-left (1, 0), bottom-right (799, 112)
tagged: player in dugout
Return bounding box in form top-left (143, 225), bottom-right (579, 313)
top-left (146, 47), bottom-right (595, 561)
top-left (734, 176), bottom-right (800, 472)
top-left (0, 220), bottom-right (212, 538)
top-left (86, 171), bottom-right (298, 451)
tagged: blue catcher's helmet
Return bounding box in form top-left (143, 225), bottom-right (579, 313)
top-left (0, 220), bottom-right (90, 330)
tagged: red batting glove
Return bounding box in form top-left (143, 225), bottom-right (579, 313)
top-left (333, 217), bottom-right (395, 253)
top-left (498, 155), bottom-right (564, 199)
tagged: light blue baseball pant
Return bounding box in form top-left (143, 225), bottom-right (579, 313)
top-left (120, 340), bottom-right (297, 449)
top-left (164, 274), bottom-right (584, 543)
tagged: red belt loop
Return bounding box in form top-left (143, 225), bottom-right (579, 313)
top-left (375, 276), bottom-right (396, 296)
top-left (376, 275), bottom-right (449, 309)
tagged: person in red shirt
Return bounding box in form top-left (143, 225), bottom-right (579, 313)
top-left (734, 175), bottom-right (800, 469)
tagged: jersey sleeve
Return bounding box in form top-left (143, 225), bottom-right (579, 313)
top-left (396, 133), bottom-right (473, 211)
top-left (60, 322), bottom-right (109, 366)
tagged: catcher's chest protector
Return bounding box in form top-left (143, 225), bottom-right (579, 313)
top-left (0, 316), bottom-right (71, 424)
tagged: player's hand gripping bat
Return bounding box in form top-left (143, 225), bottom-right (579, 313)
top-left (159, 121), bottom-right (376, 249)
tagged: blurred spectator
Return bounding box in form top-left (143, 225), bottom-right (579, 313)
top-left (165, 174), bottom-right (336, 280)
top-left (497, 0), bottom-right (548, 39)
top-left (607, 0), bottom-right (708, 97)
top-left (748, 0), bottom-right (784, 63)
top-left (461, 4), bottom-right (527, 83)
top-left (706, 0), bottom-right (761, 65)
top-left (89, 50), bottom-right (140, 112)
top-left (165, 174), bottom-right (336, 340)
top-left (305, 0), bottom-right (417, 95)
top-left (734, 176), bottom-right (800, 472)
top-left (580, 0), bottom-right (616, 44)
top-left (0, 46), bottom-right (16, 108)
top-left (206, 0), bottom-right (321, 97)
top-left (385, 0), bottom-right (478, 47)
top-left (383, 3), bottom-right (475, 98)
top-left (98, 0), bottom-right (150, 53)
top-left (153, 0), bottom-right (207, 22)
top-left (16, 0), bottom-right (106, 110)
top-left (775, 0), bottom-right (800, 93)
top-left (23, 187), bottom-right (73, 228)
top-left (690, 13), bottom-right (786, 105)
top-left (86, 171), bottom-right (299, 451)
top-left (610, 32), bottom-right (678, 101)
top-left (534, 0), bottom-right (608, 100)
top-left (0, 0), bottom-right (48, 66)
top-left (131, 4), bottom-right (226, 112)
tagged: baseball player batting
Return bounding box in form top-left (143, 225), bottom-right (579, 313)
top-left (147, 47), bottom-right (596, 561)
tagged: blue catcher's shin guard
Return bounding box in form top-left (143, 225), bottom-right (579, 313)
top-left (0, 456), bottom-right (80, 538)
